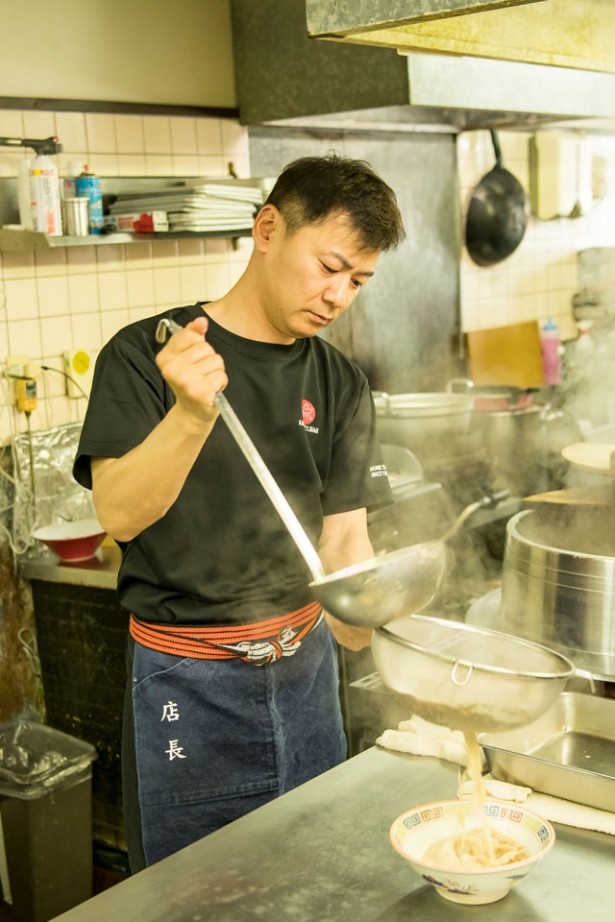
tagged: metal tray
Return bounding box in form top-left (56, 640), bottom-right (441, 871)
top-left (480, 692), bottom-right (615, 812)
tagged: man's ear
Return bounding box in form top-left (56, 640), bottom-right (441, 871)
top-left (252, 203), bottom-right (281, 251)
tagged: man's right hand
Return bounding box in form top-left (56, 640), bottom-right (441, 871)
top-left (155, 316), bottom-right (228, 423)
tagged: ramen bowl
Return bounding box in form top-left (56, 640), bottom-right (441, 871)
top-left (389, 799), bottom-right (555, 905)
top-left (32, 518), bottom-right (106, 562)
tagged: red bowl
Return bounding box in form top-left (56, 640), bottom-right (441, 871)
top-left (32, 518), bottom-right (106, 562)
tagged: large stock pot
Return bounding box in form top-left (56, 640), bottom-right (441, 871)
top-left (500, 506), bottom-right (615, 676)
top-left (373, 392), bottom-right (474, 451)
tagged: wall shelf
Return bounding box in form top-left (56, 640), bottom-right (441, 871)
top-left (0, 226), bottom-right (253, 252)
top-left (0, 175), bottom-right (266, 252)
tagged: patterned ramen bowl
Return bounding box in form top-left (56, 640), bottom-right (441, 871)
top-left (389, 799), bottom-right (555, 905)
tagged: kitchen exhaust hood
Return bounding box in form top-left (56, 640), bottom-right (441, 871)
top-left (230, 0), bottom-right (615, 132)
top-left (305, 0), bottom-right (615, 75)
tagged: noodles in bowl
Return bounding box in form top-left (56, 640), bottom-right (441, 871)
top-left (423, 824), bottom-right (529, 870)
top-left (389, 800), bottom-right (555, 905)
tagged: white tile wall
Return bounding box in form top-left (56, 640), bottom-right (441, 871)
top-left (458, 129), bottom-right (615, 341)
top-left (0, 109), bottom-right (253, 442)
top-left (4, 114), bottom-right (615, 446)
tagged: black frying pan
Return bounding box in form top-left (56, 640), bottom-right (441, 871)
top-left (465, 130), bottom-right (528, 267)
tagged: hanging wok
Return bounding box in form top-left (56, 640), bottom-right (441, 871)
top-left (465, 130), bottom-right (528, 267)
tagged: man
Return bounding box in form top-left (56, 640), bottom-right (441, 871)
top-left (74, 153), bottom-right (405, 870)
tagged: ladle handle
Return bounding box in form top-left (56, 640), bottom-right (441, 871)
top-left (213, 392), bottom-right (326, 581)
top-left (155, 316), bottom-right (326, 582)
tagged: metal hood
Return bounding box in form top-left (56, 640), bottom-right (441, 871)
top-left (230, 0), bottom-right (615, 133)
top-left (305, 0), bottom-right (615, 75)
top-left (231, 0), bottom-right (615, 133)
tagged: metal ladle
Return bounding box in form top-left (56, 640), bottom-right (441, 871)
top-left (156, 317), bottom-right (447, 628)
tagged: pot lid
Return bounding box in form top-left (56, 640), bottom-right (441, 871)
top-left (373, 392), bottom-right (473, 417)
top-left (562, 442), bottom-right (615, 477)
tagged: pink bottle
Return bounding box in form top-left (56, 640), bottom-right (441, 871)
top-left (540, 318), bottom-right (561, 385)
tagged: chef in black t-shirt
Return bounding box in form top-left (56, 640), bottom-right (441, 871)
top-left (74, 153), bottom-right (405, 871)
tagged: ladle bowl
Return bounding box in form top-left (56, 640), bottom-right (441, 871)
top-left (309, 541), bottom-right (447, 628)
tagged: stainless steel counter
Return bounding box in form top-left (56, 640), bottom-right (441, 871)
top-left (19, 543), bottom-right (120, 589)
top-left (51, 747), bottom-right (615, 921)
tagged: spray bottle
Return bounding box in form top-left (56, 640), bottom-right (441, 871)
top-left (75, 165), bottom-right (103, 234)
top-left (29, 151), bottom-right (63, 236)
top-left (574, 321), bottom-right (594, 365)
top-left (0, 136), bottom-right (62, 230)
top-left (540, 317), bottom-right (561, 386)
top-left (18, 157), bottom-right (33, 229)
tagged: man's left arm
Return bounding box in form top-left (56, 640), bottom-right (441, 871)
top-left (317, 508), bottom-right (375, 652)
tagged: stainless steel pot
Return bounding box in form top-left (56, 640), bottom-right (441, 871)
top-left (374, 392), bottom-right (474, 451)
top-left (472, 403), bottom-right (582, 496)
top-left (372, 614), bottom-right (575, 733)
top-left (501, 507), bottom-right (615, 668)
top-left (448, 377), bottom-right (534, 412)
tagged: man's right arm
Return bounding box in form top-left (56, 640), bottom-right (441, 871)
top-left (91, 316), bottom-right (227, 542)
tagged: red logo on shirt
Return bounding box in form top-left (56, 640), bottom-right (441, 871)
top-left (301, 400), bottom-right (316, 426)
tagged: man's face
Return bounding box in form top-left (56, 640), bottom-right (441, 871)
top-left (259, 209), bottom-right (380, 342)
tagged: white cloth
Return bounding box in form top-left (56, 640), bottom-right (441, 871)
top-left (458, 776), bottom-right (615, 837)
top-left (375, 715), bottom-right (473, 767)
top-left (376, 718), bottom-right (615, 837)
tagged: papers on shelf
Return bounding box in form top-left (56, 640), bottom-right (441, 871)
top-left (107, 182), bottom-right (265, 233)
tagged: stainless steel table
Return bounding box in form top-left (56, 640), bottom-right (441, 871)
top-left (52, 747), bottom-right (614, 921)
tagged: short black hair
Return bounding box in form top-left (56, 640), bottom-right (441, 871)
top-left (263, 153), bottom-right (405, 252)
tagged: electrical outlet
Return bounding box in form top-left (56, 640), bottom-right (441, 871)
top-left (6, 354), bottom-right (30, 378)
top-left (64, 349), bottom-right (94, 398)
top-left (5, 354), bottom-right (35, 409)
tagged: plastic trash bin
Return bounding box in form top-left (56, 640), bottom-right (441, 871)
top-left (0, 720), bottom-right (97, 922)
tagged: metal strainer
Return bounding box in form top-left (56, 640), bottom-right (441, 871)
top-left (372, 614), bottom-right (576, 733)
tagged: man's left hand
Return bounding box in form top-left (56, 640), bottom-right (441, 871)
top-left (323, 611), bottom-right (372, 651)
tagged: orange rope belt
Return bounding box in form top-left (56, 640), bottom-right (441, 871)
top-left (129, 601), bottom-right (323, 666)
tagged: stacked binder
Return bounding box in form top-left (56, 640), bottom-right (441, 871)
top-left (107, 181), bottom-right (265, 233)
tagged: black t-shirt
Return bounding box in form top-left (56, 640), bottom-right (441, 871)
top-left (74, 303), bottom-right (392, 624)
